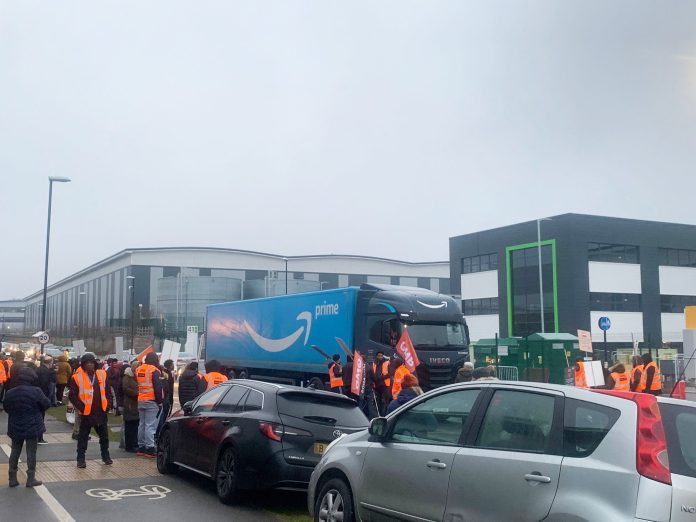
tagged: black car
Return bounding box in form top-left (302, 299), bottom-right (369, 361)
top-left (156, 379), bottom-right (369, 503)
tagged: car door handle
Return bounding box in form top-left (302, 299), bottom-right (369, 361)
top-left (524, 473), bottom-right (551, 484)
top-left (427, 460), bottom-right (447, 470)
top-left (221, 420), bottom-right (231, 426)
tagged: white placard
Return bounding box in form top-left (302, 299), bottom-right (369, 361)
top-left (577, 330), bottom-right (593, 353)
top-left (160, 340), bottom-right (173, 362)
top-left (584, 360), bottom-right (605, 387)
top-left (498, 345), bottom-right (509, 356)
top-left (72, 340), bottom-right (86, 357)
top-left (115, 337), bottom-right (124, 360)
top-left (197, 334), bottom-right (206, 360)
top-left (552, 343), bottom-right (564, 350)
top-left (168, 342), bottom-right (181, 367)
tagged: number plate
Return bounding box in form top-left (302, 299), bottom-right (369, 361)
top-left (313, 442), bottom-right (327, 455)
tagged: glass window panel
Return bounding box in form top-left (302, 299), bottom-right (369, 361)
top-left (669, 249), bottom-right (680, 266)
top-left (690, 251), bottom-right (696, 268)
top-left (471, 257), bottom-right (480, 273)
top-left (480, 256), bottom-right (490, 272)
top-left (490, 253), bottom-right (498, 270)
top-left (679, 250), bottom-right (690, 267)
top-left (462, 258), bottom-right (471, 274)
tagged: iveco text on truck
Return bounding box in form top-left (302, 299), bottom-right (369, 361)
top-left (205, 284), bottom-right (469, 390)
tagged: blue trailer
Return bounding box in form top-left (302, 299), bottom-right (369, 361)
top-left (206, 284), bottom-right (469, 389)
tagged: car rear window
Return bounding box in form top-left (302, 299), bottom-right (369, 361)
top-left (660, 403), bottom-right (696, 479)
top-left (276, 392), bottom-right (368, 428)
top-left (563, 398), bottom-right (620, 458)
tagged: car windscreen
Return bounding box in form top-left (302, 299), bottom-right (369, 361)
top-left (276, 392), bottom-right (368, 429)
top-left (659, 402), bottom-right (696, 479)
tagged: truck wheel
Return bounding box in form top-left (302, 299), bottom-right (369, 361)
top-left (238, 369), bottom-right (249, 380)
top-left (308, 377), bottom-right (325, 390)
top-left (228, 369), bottom-right (237, 379)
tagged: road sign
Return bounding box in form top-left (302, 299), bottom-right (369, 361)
top-left (38, 333), bottom-right (50, 345)
top-left (598, 316), bottom-right (611, 331)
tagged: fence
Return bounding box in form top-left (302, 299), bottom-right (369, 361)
top-left (496, 366), bottom-right (519, 381)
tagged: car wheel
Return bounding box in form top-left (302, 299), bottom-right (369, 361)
top-left (315, 478), bottom-right (354, 522)
top-left (215, 447), bottom-right (239, 504)
top-left (156, 430), bottom-right (178, 475)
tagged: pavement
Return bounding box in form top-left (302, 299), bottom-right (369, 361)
top-left (0, 408), bottom-right (305, 522)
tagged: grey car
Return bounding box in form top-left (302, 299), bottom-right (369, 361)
top-left (308, 381), bottom-right (696, 522)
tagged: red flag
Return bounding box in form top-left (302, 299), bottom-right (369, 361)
top-left (136, 345), bottom-right (155, 363)
top-left (351, 351), bottom-right (365, 396)
top-left (395, 329), bottom-right (420, 372)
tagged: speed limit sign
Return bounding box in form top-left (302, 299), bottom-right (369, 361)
top-left (38, 333), bottom-right (50, 345)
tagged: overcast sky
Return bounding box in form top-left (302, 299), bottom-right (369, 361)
top-left (2, 1), bottom-right (696, 299)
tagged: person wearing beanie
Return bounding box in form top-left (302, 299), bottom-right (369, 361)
top-left (387, 373), bottom-right (421, 414)
top-left (68, 353), bottom-right (112, 468)
top-left (136, 352), bottom-right (163, 458)
top-left (4, 366), bottom-right (51, 487)
top-left (455, 362), bottom-right (475, 383)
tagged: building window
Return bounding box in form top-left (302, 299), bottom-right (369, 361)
top-left (509, 244), bottom-right (555, 336)
top-left (589, 293), bottom-right (641, 312)
top-left (199, 268), bottom-right (211, 276)
top-left (659, 248), bottom-right (696, 268)
top-left (461, 253), bottom-right (498, 274)
top-left (588, 243), bottom-right (639, 264)
top-left (462, 298), bottom-right (499, 316)
top-left (660, 295), bottom-right (696, 313)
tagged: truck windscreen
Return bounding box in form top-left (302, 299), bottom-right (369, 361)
top-left (406, 322), bottom-right (467, 350)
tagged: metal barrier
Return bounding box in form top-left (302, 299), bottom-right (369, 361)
top-left (496, 366), bottom-right (519, 381)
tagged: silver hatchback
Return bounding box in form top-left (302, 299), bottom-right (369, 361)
top-left (308, 381), bottom-right (696, 522)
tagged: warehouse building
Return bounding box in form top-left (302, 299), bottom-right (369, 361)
top-left (21, 247), bottom-right (450, 338)
top-left (450, 214), bottom-right (696, 348)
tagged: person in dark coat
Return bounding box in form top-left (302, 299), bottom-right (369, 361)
top-left (156, 360), bottom-right (175, 436)
top-left (68, 353), bottom-right (112, 468)
top-left (3, 366), bottom-right (51, 487)
top-left (178, 361), bottom-right (205, 406)
top-left (121, 362), bottom-right (140, 452)
top-left (5, 351), bottom-right (38, 392)
top-left (35, 356), bottom-right (56, 444)
top-left (387, 373), bottom-right (421, 414)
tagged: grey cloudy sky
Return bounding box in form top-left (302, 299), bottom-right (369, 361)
top-left (2, 1), bottom-right (696, 299)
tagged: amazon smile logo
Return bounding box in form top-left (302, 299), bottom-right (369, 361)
top-left (417, 300), bottom-right (448, 309)
top-left (243, 311), bottom-right (312, 353)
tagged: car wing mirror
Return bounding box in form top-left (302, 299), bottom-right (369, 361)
top-left (368, 417), bottom-right (388, 439)
top-left (183, 401), bottom-right (194, 416)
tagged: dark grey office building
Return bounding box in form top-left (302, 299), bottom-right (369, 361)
top-left (450, 214), bottom-right (696, 348)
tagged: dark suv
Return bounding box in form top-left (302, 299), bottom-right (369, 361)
top-left (157, 379), bottom-right (368, 503)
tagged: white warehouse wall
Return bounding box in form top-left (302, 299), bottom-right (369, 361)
top-left (588, 262), bottom-right (642, 294)
top-left (659, 266), bottom-right (696, 296)
top-left (460, 271), bottom-right (498, 300)
top-left (590, 311), bottom-right (644, 343)
top-left (465, 314), bottom-right (500, 342)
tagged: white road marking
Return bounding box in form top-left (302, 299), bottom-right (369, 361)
top-left (2, 442), bottom-right (74, 521)
top-left (35, 485), bottom-right (76, 522)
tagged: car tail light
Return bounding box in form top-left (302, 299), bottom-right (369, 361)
top-left (259, 422), bottom-right (284, 441)
top-left (633, 394), bottom-right (671, 485)
top-left (258, 422), bottom-right (311, 441)
top-left (592, 390), bottom-right (671, 485)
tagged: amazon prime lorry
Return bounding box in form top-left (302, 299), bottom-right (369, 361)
top-left (205, 284), bottom-right (469, 390)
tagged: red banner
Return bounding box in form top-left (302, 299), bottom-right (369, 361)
top-left (351, 351), bottom-right (365, 396)
top-left (395, 329), bottom-right (420, 372)
top-left (136, 345), bottom-right (154, 363)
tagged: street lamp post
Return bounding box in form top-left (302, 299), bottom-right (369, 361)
top-left (126, 276), bottom-right (135, 354)
top-left (283, 257), bottom-right (288, 295)
top-left (79, 291), bottom-right (87, 340)
top-left (537, 218), bottom-right (552, 334)
top-left (40, 176), bottom-right (71, 356)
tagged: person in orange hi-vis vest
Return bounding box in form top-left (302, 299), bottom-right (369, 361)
top-left (328, 354), bottom-right (343, 393)
top-left (608, 363), bottom-right (631, 391)
top-left (574, 358), bottom-right (588, 389)
top-left (640, 353), bottom-right (663, 396)
top-left (203, 360), bottom-right (228, 391)
top-left (630, 355), bottom-right (645, 392)
top-left (136, 352), bottom-right (163, 458)
top-left (391, 355), bottom-right (412, 400)
top-left (68, 353), bottom-right (112, 468)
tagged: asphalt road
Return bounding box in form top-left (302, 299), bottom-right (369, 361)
top-left (0, 409), bottom-right (307, 522)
